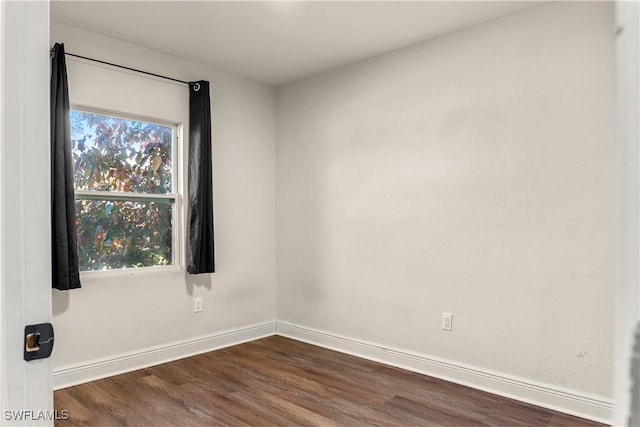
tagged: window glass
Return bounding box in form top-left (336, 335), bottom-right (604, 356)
top-left (71, 111), bottom-right (173, 194)
top-left (71, 109), bottom-right (178, 272)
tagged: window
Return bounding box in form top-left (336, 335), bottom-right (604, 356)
top-left (71, 109), bottom-right (180, 272)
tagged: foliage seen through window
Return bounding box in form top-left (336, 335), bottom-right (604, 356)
top-left (71, 110), bottom-right (176, 272)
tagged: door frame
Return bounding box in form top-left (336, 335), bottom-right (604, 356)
top-left (615, 2), bottom-right (640, 425)
top-left (0, 1), bottom-right (53, 425)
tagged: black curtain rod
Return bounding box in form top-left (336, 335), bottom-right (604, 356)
top-left (58, 50), bottom-right (190, 86)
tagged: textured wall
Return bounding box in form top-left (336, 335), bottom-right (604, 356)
top-left (276, 2), bottom-right (615, 397)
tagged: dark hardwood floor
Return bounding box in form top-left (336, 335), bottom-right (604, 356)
top-left (54, 336), bottom-right (605, 426)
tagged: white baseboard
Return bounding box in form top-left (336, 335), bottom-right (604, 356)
top-left (53, 322), bottom-right (277, 390)
top-left (52, 320), bottom-right (613, 424)
top-left (276, 321), bottom-right (613, 425)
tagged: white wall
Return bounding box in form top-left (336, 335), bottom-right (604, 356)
top-left (51, 22), bottom-right (276, 369)
top-left (277, 1), bottom-right (615, 401)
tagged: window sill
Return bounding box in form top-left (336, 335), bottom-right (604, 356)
top-left (79, 265), bottom-right (185, 281)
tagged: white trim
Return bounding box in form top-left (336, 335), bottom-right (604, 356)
top-left (614, 1), bottom-right (640, 425)
top-left (78, 264), bottom-right (184, 280)
top-left (75, 190), bottom-right (178, 200)
top-left (53, 322), bottom-right (276, 390)
top-left (0, 0), bottom-right (5, 414)
top-left (1, 1), bottom-right (53, 423)
top-left (276, 322), bottom-right (613, 425)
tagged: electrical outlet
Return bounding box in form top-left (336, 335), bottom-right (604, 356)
top-left (442, 312), bottom-right (453, 331)
top-left (194, 297), bottom-right (203, 313)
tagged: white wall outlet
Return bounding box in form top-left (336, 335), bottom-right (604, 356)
top-left (442, 312), bottom-right (453, 331)
top-left (194, 297), bottom-right (203, 313)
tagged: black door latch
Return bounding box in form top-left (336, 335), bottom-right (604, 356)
top-left (24, 323), bottom-right (54, 361)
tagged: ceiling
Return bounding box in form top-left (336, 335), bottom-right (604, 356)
top-left (51, 1), bottom-right (542, 86)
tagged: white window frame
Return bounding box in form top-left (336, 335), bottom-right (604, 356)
top-left (71, 105), bottom-right (184, 277)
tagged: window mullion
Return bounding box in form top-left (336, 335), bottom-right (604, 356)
top-left (75, 190), bottom-right (177, 202)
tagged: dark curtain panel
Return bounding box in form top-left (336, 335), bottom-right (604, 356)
top-left (187, 80), bottom-right (215, 274)
top-left (51, 43), bottom-right (81, 290)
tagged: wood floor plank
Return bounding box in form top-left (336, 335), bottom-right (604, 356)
top-left (54, 336), bottom-right (605, 426)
